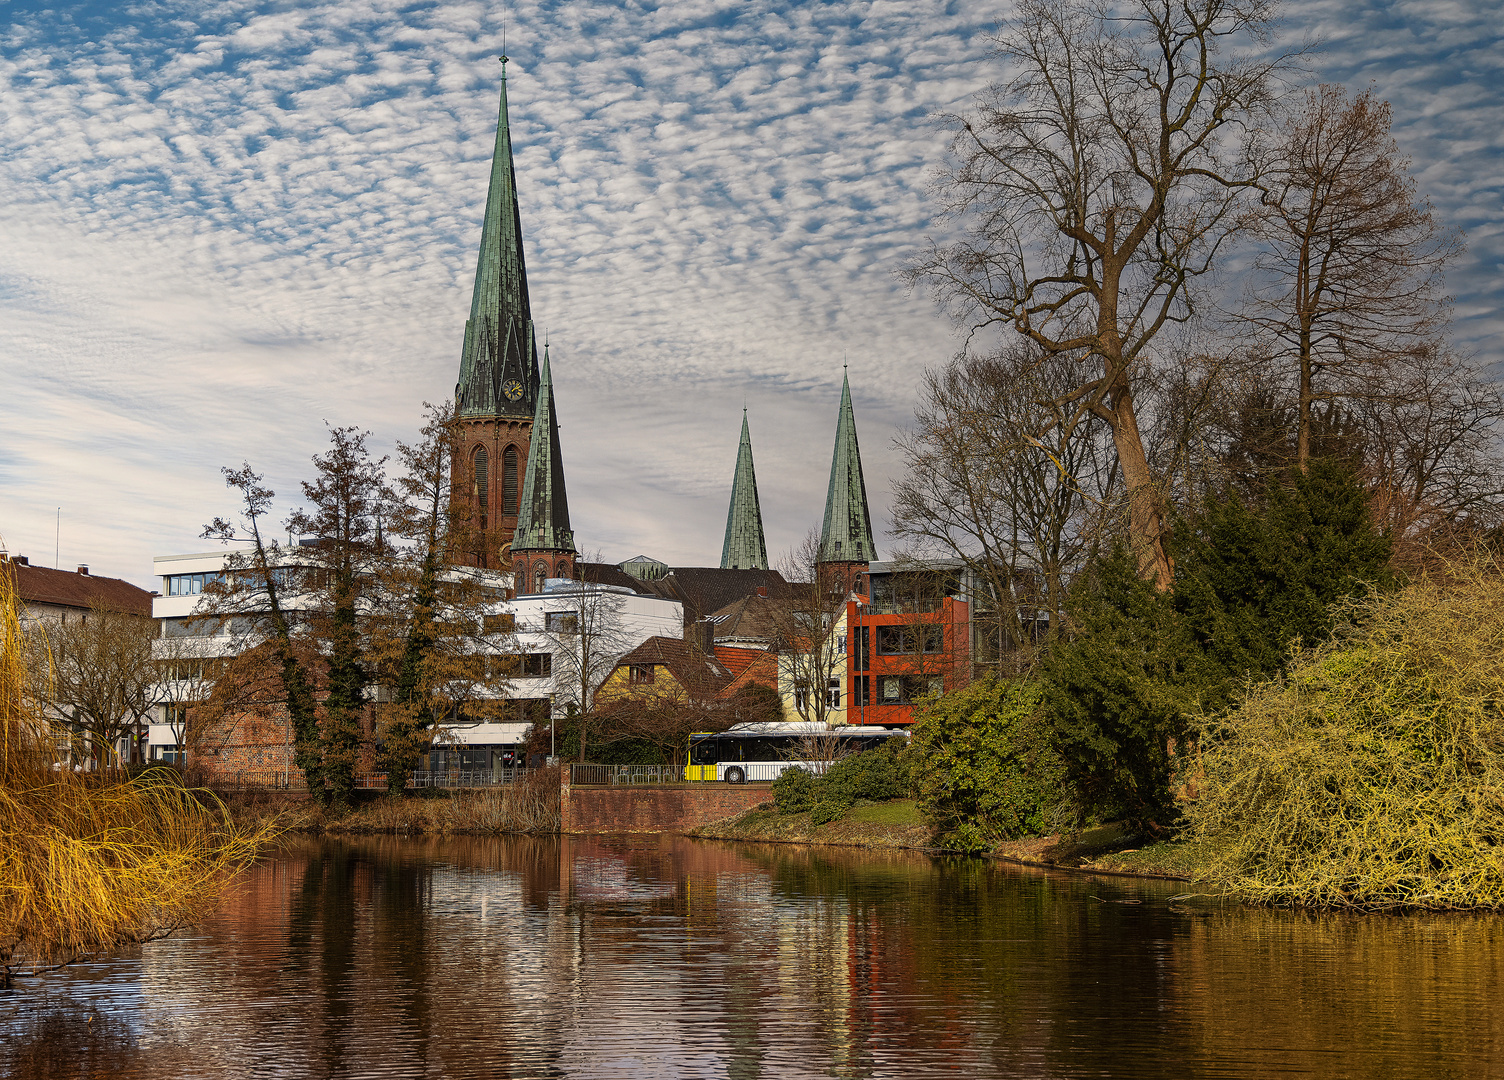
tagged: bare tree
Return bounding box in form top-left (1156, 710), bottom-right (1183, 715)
top-left (784, 730), bottom-right (858, 776)
top-left (1243, 85), bottom-right (1462, 471)
top-left (537, 582), bottom-right (635, 762)
top-left (768, 530), bottom-right (849, 727)
top-left (908, 0), bottom-right (1287, 588)
top-left (200, 463), bottom-right (323, 796)
top-left (891, 344), bottom-right (1117, 657)
top-left (201, 428), bottom-right (388, 809)
top-left (38, 603), bottom-right (166, 769)
top-left (1355, 345), bottom-right (1504, 547)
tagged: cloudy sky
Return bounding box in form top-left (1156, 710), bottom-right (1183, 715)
top-left (1, 0), bottom-right (1501, 589)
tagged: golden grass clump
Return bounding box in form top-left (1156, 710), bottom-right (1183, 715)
top-left (234, 767), bottom-right (563, 836)
top-left (1187, 558), bottom-right (1504, 910)
top-left (0, 562), bottom-right (277, 981)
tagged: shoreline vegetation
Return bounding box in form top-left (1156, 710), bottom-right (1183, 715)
top-left (223, 770), bottom-right (562, 837)
top-left (690, 803), bottom-right (1207, 882)
top-left (0, 571), bottom-right (277, 988)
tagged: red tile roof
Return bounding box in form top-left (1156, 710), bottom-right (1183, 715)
top-left (6, 560), bottom-right (152, 617)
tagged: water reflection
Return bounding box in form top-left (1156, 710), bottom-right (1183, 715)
top-left (3, 835), bottom-right (1501, 1078)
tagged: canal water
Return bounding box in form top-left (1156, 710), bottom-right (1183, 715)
top-left (3, 835), bottom-right (1500, 1078)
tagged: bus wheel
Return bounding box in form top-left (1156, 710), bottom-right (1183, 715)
top-left (725, 766), bottom-right (745, 785)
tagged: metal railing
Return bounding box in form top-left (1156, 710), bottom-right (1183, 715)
top-left (406, 768), bottom-right (534, 789)
top-left (569, 763), bottom-right (685, 786)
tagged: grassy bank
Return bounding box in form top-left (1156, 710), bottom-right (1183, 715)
top-left (692, 799), bottom-right (935, 850)
top-left (226, 776), bottom-right (560, 837)
top-left (695, 800), bottom-right (1222, 883)
top-left (991, 824), bottom-right (1218, 880)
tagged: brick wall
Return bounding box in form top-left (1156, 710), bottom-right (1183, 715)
top-left (190, 702), bottom-right (377, 781)
top-left (561, 780), bottom-right (771, 834)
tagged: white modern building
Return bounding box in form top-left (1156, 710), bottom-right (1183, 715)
top-left (145, 550), bottom-right (681, 772)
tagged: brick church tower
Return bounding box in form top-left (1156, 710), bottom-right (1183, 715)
top-left (453, 58), bottom-right (541, 569)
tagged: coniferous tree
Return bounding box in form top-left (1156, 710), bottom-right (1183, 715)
top-left (1042, 458), bottom-right (1392, 831)
top-left (286, 427), bottom-right (389, 810)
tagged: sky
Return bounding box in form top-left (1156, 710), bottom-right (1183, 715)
top-left (1, 0), bottom-right (1501, 590)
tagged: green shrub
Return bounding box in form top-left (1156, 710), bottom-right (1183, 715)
top-left (809, 800), bottom-right (848, 826)
top-left (771, 739), bottom-right (912, 820)
top-left (822, 741), bottom-right (911, 804)
top-left (908, 676), bottom-right (1063, 852)
top-left (771, 765), bottom-right (818, 814)
top-left (1187, 562), bottom-right (1504, 910)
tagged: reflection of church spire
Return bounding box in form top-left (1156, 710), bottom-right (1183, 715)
top-left (513, 345), bottom-right (574, 559)
top-left (820, 371), bottom-right (876, 565)
top-left (721, 410), bottom-right (769, 570)
top-left (455, 57), bottom-right (539, 421)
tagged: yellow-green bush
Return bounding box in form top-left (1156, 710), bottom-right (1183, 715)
top-left (0, 564), bottom-right (276, 980)
top-left (1188, 561), bottom-right (1504, 909)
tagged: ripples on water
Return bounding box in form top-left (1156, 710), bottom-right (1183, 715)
top-left (3, 835), bottom-right (1501, 1079)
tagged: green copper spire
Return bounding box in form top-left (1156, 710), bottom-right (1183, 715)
top-left (512, 345), bottom-right (575, 554)
top-left (720, 409), bottom-right (769, 570)
top-left (820, 372), bottom-right (877, 564)
top-left (456, 59), bottom-right (539, 420)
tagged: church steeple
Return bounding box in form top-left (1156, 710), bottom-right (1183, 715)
top-left (455, 58), bottom-right (539, 421)
top-left (820, 371), bottom-right (877, 571)
top-left (512, 344), bottom-right (576, 593)
top-left (721, 409), bottom-right (769, 570)
top-left (452, 61), bottom-right (542, 570)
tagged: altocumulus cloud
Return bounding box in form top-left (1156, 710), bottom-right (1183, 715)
top-left (0, 0), bottom-right (1500, 586)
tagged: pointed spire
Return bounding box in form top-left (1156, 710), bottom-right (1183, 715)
top-left (721, 409), bottom-right (769, 570)
top-left (456, 59), bottom-right (540, 420)
top-left (820, 372), bottom-right (877, 564)
top-left (513, 344), bottom-right (575, 555)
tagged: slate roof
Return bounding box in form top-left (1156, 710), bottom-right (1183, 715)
top-left (577, 563), bottom-right (790, 627)
top-left (7, 561), bottom-right (152, 617)
top-left (647, 568), bottom-right (789, 626)
top-left (706, 593), bottom-right (784, 645)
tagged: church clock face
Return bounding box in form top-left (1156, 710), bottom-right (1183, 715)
top-left (502, 379), bottom-right (524, 402)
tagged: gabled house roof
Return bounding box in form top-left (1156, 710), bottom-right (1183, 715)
top-left (706, 592), bottom-right (783, 646)
top-left (6, 560), bottom-right (152, 617)
top-left (608, 636), bottom-right (734, 698)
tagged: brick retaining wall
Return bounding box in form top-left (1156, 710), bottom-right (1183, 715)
top-left (561, 780), bottom-right (772, 834)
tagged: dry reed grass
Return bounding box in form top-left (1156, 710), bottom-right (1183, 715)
top-left (0, 562), bottom-right (278, 982)
top-left (1188, 558), bottom-right (1504, 910)
top-left (231, 767), bottom-right (562, 836)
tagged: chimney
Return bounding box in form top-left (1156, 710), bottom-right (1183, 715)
top-left (756, 586), bottom-right (767, 598)
top-left (684, 619), bottom-right (715, 655)
top-left (15, 556), bottom-right (28, 566)
top-left (76, 565), bottom-right (89, 576)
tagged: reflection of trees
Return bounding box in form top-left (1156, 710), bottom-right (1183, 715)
top-left (12, 836), bottom-right (1504, 1077)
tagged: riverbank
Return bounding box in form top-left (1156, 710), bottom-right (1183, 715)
top-left (226, 784), bottom-right (1212, 883)
top-left (223, 782), bottom-right (560, 836)
top-left (693, 802), bottom-right (1213, 882)
top-left (690, 800), bottom-right (935, 850)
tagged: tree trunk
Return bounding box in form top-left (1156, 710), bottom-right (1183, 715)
top-left (1105, 362), bottom-right (1174, 590)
